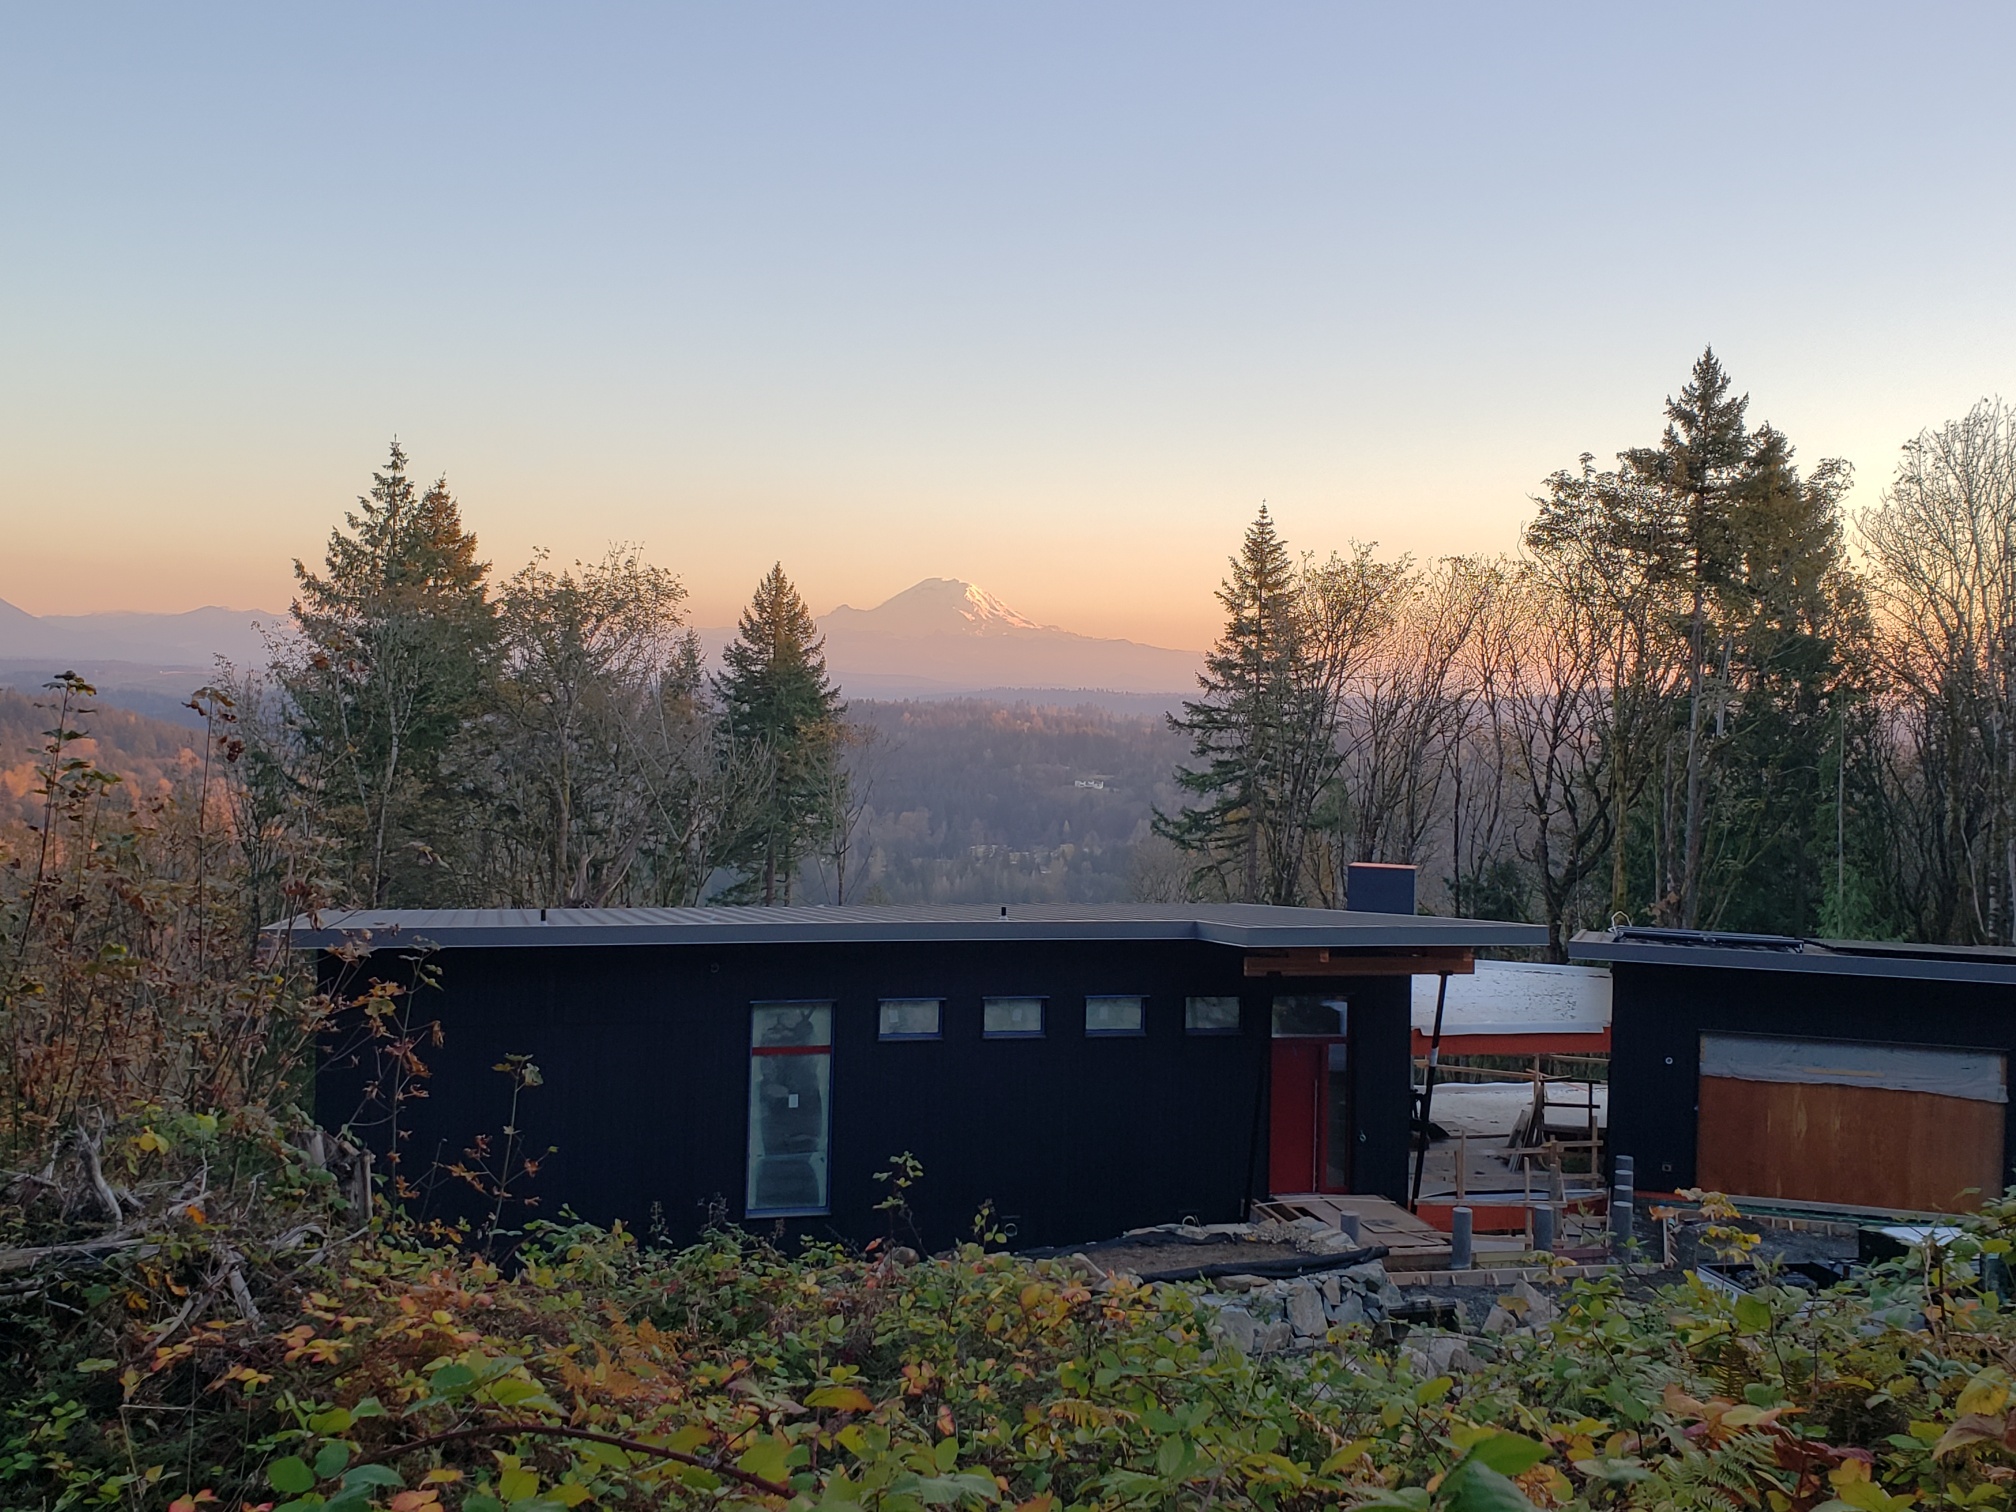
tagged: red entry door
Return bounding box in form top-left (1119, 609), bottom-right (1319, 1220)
top-left (1270, 1038), bottom-right (1351, 1195)
top-left (1270, 1040), bottom-right (1326, 1195)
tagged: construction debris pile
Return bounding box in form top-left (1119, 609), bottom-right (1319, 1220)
top-left (1189, 1260), bottom-right (1407, 1354)
top-left (1044, 1213), bottom-right (1574, 1363)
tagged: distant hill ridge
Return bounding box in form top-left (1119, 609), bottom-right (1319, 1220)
top-left (0, 578), bottom-right (1202, 702)
top-left (0, 598), bottom-right (277, 667)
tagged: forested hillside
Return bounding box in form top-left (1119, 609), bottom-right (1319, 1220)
top-left (0, 684), bottom-right (203, 825)
top-left (831, 700), bottom-right (1188, 904)
top-left (0, 685), bottom-right (1187, 907)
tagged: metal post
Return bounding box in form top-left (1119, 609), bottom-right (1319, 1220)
top-left (1610, 1185), bottom-right (1633, 1254)
top-left (1408, 972), bottom-right (1450, 1212)
top-left (1450, 1205), bottom-right (1473, 1272)
top-left (1532, 1202), bottom-right (1556, 1254)
top-left (1338, 1211), bottom-right (1362, 1246)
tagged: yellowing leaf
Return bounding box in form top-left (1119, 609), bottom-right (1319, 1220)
top-left (1837, 1479), bottom-right (1918, 1512)
top-left (496, 1465), bottom-right (539, 1503)
top-left (737, 1436), bottom-right (791, 1487)
top-left (1447, 1422), bottom-right (1496, 1453)
top-left (1934, 1414), bottom-right (2009, 1459)
top-left (806, 1385), bottom-right (874, 1411)
top-left (1957, 1370), bottom-right (2010, 1417)
top-left (1319, 1439), bottom-right (1375, 1475)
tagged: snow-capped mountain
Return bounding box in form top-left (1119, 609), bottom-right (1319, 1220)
top-left (809, 579), bottom-right (1199, 698)
top-left (822, 578), bottom-right (1049, 637)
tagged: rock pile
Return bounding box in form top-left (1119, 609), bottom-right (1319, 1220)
top-left (1190, 1259), bottom-right (1406, 1355)
top-left (1049, 1215), bottom-right (1566, 1364)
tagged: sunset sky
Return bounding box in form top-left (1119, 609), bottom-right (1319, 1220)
top-left (4, 5), bottom-right (2014, 650)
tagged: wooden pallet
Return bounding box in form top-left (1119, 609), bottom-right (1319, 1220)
top-left (1256, 1192), bottom-right (1454, 1271)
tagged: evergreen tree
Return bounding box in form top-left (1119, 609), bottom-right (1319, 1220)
top-left (280, 441), bottom-right (496, 906)
top-left (1625, 347), bottom-right (1755, 925)
top-left (1526, 351), bottom-right (1864, 933)
top-left (1712, 426), bottom-right (1864, 932)
top-left (716, 564), bottom-right (844, 904)
top-left (1156, 506), bottom-right (1306, 903)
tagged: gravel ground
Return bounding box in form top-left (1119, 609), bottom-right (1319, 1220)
top-left (1395, 1212), bottom-right (1866, 1331)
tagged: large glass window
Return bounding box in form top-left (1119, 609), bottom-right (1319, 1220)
top-left (1085, 995), bottom-right (1145, 1036)
top-left (747, 1003), bottom-right (832, 1217)
top-left (983, 997), bottom-right (1045, 1038)
top-left (879, 999), bottom-right (942, 1039)
top-left (1186, 996), bottom-right (1242, 1034)
top-left (1272, 995), bottom-right (1348, 1037)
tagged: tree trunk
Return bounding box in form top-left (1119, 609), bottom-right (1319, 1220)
top-left (1681, 592), bottom-right (1707, 929)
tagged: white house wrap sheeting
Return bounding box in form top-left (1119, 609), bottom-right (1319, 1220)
top-left (1408, 959), bottom-right (1611, 1039)
top-left (1699, 1033), bottom-right (2007, 1104)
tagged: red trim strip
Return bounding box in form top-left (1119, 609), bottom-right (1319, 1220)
top-left (751, 1044), bottom-right (831, 1057)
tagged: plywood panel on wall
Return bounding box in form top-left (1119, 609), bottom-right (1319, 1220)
top-left (1696, 1076), bottom-right (2004, 1213)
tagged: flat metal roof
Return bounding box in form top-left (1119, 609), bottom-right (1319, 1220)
top-left (275, 903), bottom-right (1547, 954)
top-left (1568, 928), bottom-right (2016, 987)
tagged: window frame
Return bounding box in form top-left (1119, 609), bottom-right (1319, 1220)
top-left (982, 995), bottom-right (1047, 1039)
top-left (877, 997), bottom-right (944, 1041)
top-left (745, 1000), bottom-right (835, 1219)
top-left (1185, 995), bottom-right (1244, 1035)
top-left (1083, 994), bottom-right (1148, 1037)
top-left (1271, 994), bottom-right (1350, 1038)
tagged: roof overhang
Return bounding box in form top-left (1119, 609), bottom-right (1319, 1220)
top-left (272, 904), bottom-right (1547, 956)
top-left (1243, 945), bottom-right (1476, 978)
top-left (1569, 930), bottom-right (2016, 987)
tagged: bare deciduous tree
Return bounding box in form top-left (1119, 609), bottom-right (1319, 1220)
top-left (1861, 399), bottom-right (2016, 943)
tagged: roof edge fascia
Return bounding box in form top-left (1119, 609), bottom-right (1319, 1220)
top-left (1568, 936), bottom-right (2016, 986)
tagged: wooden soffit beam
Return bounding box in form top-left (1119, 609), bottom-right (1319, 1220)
top-left (1243, 946), bottom-right (1475, 978)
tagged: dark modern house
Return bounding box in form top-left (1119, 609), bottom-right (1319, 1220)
top-left (295, 872), bottom-right (1542, 1248)
top-left (1571, 928), bottom-right (2016, 1214)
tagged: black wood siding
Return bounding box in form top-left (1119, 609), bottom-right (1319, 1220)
top-left (1607, 962), bottom-right (2016, 1195)
top-left (317, 938), bottom-right (1417, 1248)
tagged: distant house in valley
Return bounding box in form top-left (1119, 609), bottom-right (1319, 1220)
top-left (289, 875), bottom-right (1542, 1248)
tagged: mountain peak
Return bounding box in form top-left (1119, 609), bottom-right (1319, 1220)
top-left (824, 578), bottom-right (1052, 637)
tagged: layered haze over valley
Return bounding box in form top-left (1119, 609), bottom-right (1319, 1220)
top-left (0, 580), bottom-right (1193, 904)
top-left (0, 577), bottom-right (1201, 723)
top-left (0, 576), bottom-right (1199, 902)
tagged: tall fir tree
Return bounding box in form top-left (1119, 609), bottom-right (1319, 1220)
top-left (281, 441), bottom-right (496, 906)
top-left (716, 564), bottom-right (844, 904)
top-left (1626, 347), bottom-right (1755, 925)
top-left (1156, 505), bottom-right (1305, 903)
top-left (1526, 351), bottom-right (1863, 933)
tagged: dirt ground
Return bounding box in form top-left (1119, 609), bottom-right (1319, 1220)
top-left (1043, 1223), bottom-right (1356, 1278)
top-left (1397, 1213), bottom-right (1865, 1330)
